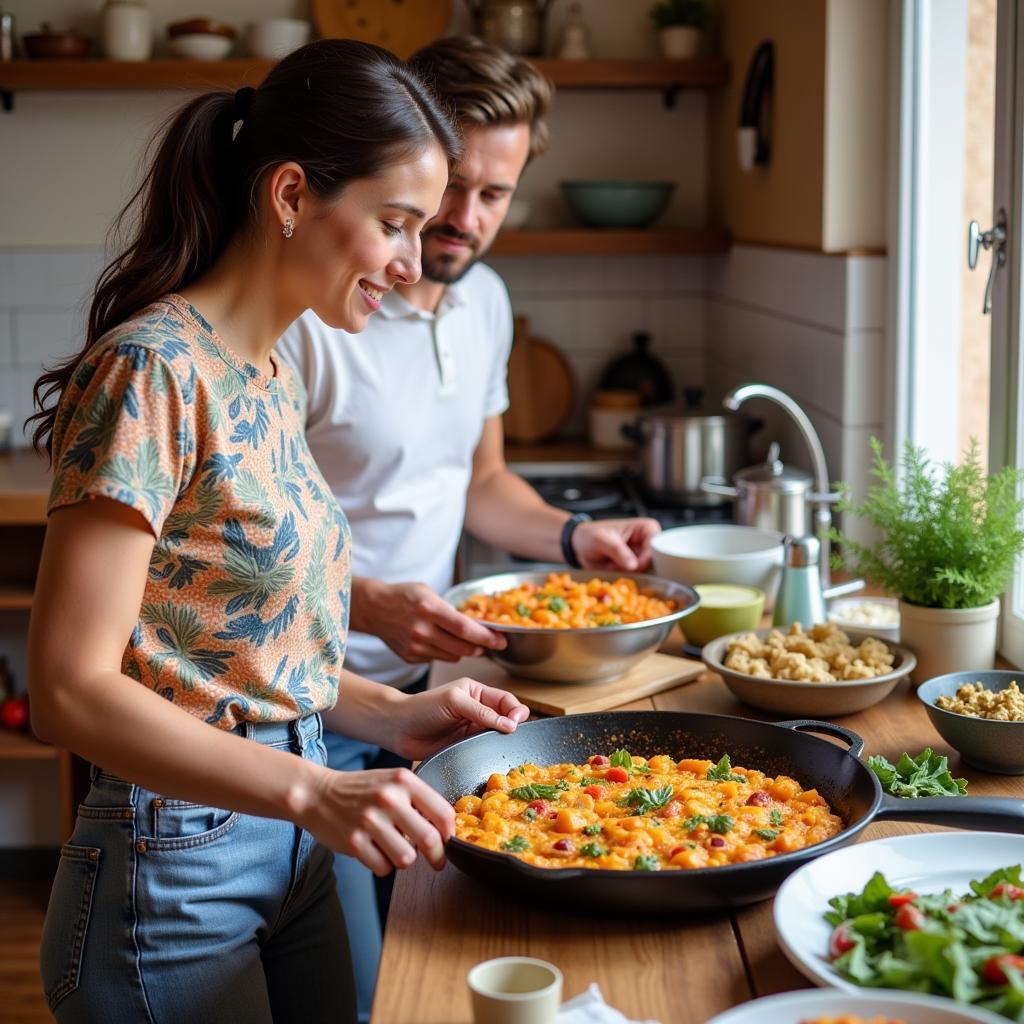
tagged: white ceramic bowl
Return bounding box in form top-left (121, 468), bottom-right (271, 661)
top-left (702, 627), bottom-right (916, 717)
top-left (651, 525), bottom-right (784, 607)
top-left (827, 595), bottom-right (900, 642)
top-left (168, 34), bottom-right (233, 60)
top-left (246, 18), bottom-right (310, 59)
top-left (706, 988), bottom-right (1006, 1024)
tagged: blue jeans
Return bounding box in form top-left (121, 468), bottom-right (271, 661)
top-left (39, 714), bottom-right (356, 1023)
top-left (325, 671), bottom-right (428, 1024)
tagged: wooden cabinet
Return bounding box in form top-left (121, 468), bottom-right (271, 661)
top-left (0, 449), bottom-right (80, 840)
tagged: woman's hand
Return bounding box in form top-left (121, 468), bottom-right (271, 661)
top-left (304, 765), bottom-right (455, 877)
top-left (387, 678), bottom-right (530, 761)
top-left (572, 516), bottom-right (662, 572)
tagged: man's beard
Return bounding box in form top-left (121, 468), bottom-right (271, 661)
top-left (421, 227), bottom-right (484, 285)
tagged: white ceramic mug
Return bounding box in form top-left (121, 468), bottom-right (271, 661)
top-left (467, 957), bottom-right (563, 1024)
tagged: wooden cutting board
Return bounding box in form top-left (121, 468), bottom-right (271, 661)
top-left (455, 652), bottom-right (704, 716)
top-left (503, 315), bottom-right (575, 443)
top-left (311, 0), bottom-right (452, 57)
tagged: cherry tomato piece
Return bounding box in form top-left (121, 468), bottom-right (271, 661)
top-left (606, 766), bottom-right (629, 784)
top-left (887, 891), bottom-right (918, 907)
top-left (584, 786), bottom-right (603, 799)
top-left (828, 923), bottom-right (856, 959)
top-left (588, 755), bottom-right (609, 766)
top-left (983, 954), bottom-right (1024, 985)
top-left (894, 903), bottom-right (925, 931)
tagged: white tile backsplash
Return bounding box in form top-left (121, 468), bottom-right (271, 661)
top-left (13, 309), bottom-right (81, 370)
top-left (0, 310), bottom-right (12, 368)
top-left (3, 248), bottom-right (103, 309)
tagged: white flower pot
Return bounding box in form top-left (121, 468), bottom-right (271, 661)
top-left (898, 598), bottom-right (1000, 683)
top-left (659, 25), bottom-right (701, 60)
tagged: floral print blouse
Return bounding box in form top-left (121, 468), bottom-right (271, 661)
top-left (48, 295), bottom-right (351, 730)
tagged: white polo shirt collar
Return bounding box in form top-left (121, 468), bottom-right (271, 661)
top-left (377, 280), bottom-right (469, 321)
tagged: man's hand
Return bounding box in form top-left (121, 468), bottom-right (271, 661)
top-left (571, 517), bottom-right (661, 572)
top-left (353, 579), bottom-right (506, 663)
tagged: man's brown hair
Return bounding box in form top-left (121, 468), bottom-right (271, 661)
top-left (408, 36), bottom-right (553, 162)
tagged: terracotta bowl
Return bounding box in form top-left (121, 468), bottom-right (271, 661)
top-left (23, 24), bottom-right (92, 59)
top-left (167, 18), bottom-right (236, 40)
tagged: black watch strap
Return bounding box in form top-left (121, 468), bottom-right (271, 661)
top-left (560, 512), bottom-right (592, 568)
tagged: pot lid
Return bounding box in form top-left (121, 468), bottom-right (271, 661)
top-left (734, 442), bottom-right (813, 493)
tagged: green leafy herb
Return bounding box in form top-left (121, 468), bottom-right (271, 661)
top-left (583, 823), bottom-right (602, 835)
top-left (509, 783), bottom-right (561, 801)
top-left (522, 807), bottom-right (537, 822)
top-left (706, 755), bottom-right (744, 783)
top-left (633, 854), bottom-right (660, 872)
top-left (515, 603), bottom-right (531, 618)
top-left (867, 748), bottom-right (968, 799)
top-left (556, 779), bottom-right (569, 790)
top-left (832, 437), bottom-right (1024, 608)
top-left (547, 596), bottom-right (567, 613)
top-left (769, 808), bottom-right (784, 826)
top-left (754, 828), bottom-right (779, 842)
top-left (501, 835), bottom-right (530, 852)
top-left (619, 785), bottom-right (674, 814)
top-left (823, 865), bottom-right (1024, 1018)
top-left (580, 842), bottom-right (607, 858)
top-left (682, 813), bottom-right (733, 834)
top-left (610, 748), bottom-right (634, 770)
top-left (579, 776), bottom-right (606, 786)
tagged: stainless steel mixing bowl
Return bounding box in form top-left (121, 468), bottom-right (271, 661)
top-left (443, 569), bottom-right (699, 683)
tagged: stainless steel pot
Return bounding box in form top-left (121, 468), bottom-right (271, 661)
top-left (621, 392), bottom-right (752, 506)
top-left (700, 443), bottom-right (815, 535)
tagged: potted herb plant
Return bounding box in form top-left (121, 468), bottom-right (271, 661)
top-left (833, 438), bottom-right (1024, 682)
top-left (649, 0), bottom-right (706, 60)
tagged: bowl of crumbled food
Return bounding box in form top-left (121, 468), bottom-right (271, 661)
top-left (827, 596), bottom-right (900, 642)
top-left (917, 671), bottom-right (1024, 774)
top-left (445, 569), bottom-right (699, 683)
top-left (702, 623), bottom-right (917, 717)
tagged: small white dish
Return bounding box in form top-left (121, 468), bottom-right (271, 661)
top-left (467, 956), bottom-right (562, 1024)
top-left (706, 987), bottom-right (1006, 1024)
top-left (828, 595), bottom-right (900, 642)
top-left (168, 34), bottom-right (233, 60)
top-left (773, 831), bottom-right (1024, 992)
top-left (246, 18), bottom-right (310, 59)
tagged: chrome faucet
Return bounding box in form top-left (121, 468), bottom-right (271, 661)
top-left (722, 384), bottom-right (841, 588)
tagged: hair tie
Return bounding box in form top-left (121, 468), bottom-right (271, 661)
top-left (231, 86), bottom-right (255, 141)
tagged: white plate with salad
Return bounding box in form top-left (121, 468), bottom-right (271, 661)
top-left (774, 832), bottom-right (1024, 1019)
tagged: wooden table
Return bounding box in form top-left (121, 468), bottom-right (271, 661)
top-left (371, 635), bottom-right (1023, 1024)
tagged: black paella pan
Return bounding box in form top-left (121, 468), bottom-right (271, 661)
top-left (415, 710), bottom-right (1024, 916)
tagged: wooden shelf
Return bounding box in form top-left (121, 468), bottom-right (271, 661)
top-left (0, 449), bottom-right (50, 525)
top-left (0, 57), bottom-right (728, 97)
top-left (491, 226), bottom-right (731, 256)
top-left (0, 585), bottom-right (33, 611)
top-left (0, 729), bottom-right (56, 761)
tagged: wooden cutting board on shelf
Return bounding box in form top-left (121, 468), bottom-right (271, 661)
top-left (311, 0), bottom-right (451, 57)
top-left (454, 652), bottom-right (704, 716)
top-left (503, 315), bottom-right (575, 443)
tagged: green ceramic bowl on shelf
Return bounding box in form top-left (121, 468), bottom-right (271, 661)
top-left (682, 583), bottom-right (764, 648)
top-left (559, 180), bottom-right (676, 228)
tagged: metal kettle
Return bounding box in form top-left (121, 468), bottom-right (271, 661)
top-left (700, 443), bottom-right (835, 537)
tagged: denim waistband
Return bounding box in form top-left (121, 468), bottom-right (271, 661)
top-left (89, 714), bottom-right (323, 785)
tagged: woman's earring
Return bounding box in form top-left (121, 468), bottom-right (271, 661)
top-left (282, 217), bottom-right (295, 239)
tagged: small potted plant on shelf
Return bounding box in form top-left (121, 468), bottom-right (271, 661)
top-left (649, 0), bottom-right (706, 60)
top-left (832, 437), bottom-right (1024, 682)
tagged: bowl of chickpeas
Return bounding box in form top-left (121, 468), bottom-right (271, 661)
top-left (445, 570), bottom-right (699, 683)
top-left (917, 671), bottom-right (1024, 774)
top-left (702, 623), bottom-right (917, 717)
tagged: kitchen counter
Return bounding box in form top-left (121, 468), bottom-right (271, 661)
top-left (371, 641), bottom-right (1024, 1023)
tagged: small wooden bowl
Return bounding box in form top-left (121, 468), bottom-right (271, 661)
top-left (167, 18), bottom-right (236, 40)
top-left (23, 23), bottom-right (92, 59)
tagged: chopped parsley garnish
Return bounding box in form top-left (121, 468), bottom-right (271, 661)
top-left (556, 779), bottom-right (569, 791)
top-left (754, 828), bottom-right (779, 842)
top-left (867, 748), bottom-right (968, 799)
top-left (583, 823), bottom-right (602, 835)
top-left (769, 808), bottom-right (784, 826)
top-left (619, 785), bottom-right (674, 814)
top-left (522, 807), bottom-right (537, 822)
top-left (682, 813), bottom-right (734, 835)
top-left (509, 783), bottom-right (561, 801)
top-left (547, 596), bottom-right (567, 613)
top-left (610, 748), bottom-right (633, 770)
top-left (706, 755), bottom-right (745, 783)
top-left (633, 854), bottom-right (660, 871)
top-left (501, 835), bottom-right (530, 852)
top-left (580, 842), bottom-right (607, 857)
top-left (516, 603), bottom-right (530, 618)
top-left (579, 776), bottom-right (606, 786)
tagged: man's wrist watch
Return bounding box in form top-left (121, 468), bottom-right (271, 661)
top-left (560, 512), bottom-right (592, 568)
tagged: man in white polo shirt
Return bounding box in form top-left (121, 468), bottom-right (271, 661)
top-left (277, 36), bottom-right (659, 1021)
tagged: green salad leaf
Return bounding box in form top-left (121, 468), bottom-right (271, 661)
top-left (866, 748), bottom-right (968, 798)
top-left (706, 755), bottom-right (745, 783)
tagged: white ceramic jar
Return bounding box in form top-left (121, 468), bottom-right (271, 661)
top-left (102, 0), bottom-right (152, 61)
top-left (247, 18), bottom-right (311, 60)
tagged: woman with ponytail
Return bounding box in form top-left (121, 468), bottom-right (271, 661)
top-left (26, 39), bottom-right (527, 1023)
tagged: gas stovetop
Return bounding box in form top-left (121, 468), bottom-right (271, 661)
top-left (528, 471), bottom-right (732, 528)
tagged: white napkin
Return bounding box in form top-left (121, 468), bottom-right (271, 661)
top-left (557, 983), bottom-right (661, 1024)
